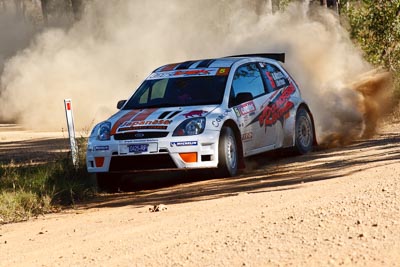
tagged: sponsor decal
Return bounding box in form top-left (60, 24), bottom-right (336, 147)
top-left (148, 68), bottom-right (219, 80)
top-left (174, 69), bottom-right (210, 76)
top-left (183, 110), bottom-right (206, 118)
top-left (266, 71), bottom-right (288, 89)
top-left (275, 78), bottom-right (287, 88)
top-left (212, 109), bottom-right (230, 127)
top-left (112, 108), bottom-right (157, 135)
top-left (111, 109), bottom-right (141, 135)
top-left (271, 71), bottom-right (285, 80)
top-left (234, 101), bottom-right (256, 117)
top-left (120, 119), bottom-right (172, 127)
top-left (148, 72), bottom-right (175, 79)
top-left (266, 72), bottom-right (276, 88)
top-left (170, 141), bottom-right (198, 147)
top-left (216, 67), bottom-right (230, 76)
top-left (94, 145), bottom-right (109, 151)
top-left (123, 139), bottom-right (157, 144)
top-left (122, 125), bottom-right (168, 130)
top-left (233, 108), bottom-right (241, 118)
top-left (250, 84), bottom-right (296, 130)
top-left (119, 120), bottom-right (172, 131)
top-left (241, 132), bottom-right (253, 142)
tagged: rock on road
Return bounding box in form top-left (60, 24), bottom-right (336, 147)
top-left (0, 121), bottom-right (399, 266)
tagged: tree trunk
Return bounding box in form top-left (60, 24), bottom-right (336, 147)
top-left (70, 0), bottom-right (82, 20)
top-left (14, 0), bottom-right (25, 18)
top-left (40, 0), bottom-right (49, 25)
top-left (266, 0), bottom-right (273, 14)
top-left (1, 0), bottom-right (5, 12)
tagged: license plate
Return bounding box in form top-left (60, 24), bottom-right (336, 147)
top-left (128, 144), bottom-right (148, 153)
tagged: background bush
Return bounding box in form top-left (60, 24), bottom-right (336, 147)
top-left (342, 0), bottom-right (400, 99)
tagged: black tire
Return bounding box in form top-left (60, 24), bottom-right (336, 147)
top-left (217, 127), bottom-right (238, 177)
top-left (96, 173), bottom-right (122, 193)
top-left (295, 108), bottom-right (314, 154)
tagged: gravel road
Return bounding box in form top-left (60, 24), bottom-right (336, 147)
top-left (0, 121), bottom-right (399, 266)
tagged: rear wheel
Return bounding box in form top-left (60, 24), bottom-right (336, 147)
top-left (217, 127), bottom-right (238, 177)
top-left (96, 173), bottom-right (122, 193)
top-left (295, 108), bottom-right (314, 154)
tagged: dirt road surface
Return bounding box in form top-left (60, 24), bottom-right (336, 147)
top-left (0, 121), bottom-right (399, 266)
top-left (0, 124), bottom-right (70, 164)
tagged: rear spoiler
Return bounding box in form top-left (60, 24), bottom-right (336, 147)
top-left (228, 53), bottom-right (285, 63)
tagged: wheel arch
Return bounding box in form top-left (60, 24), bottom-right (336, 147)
top-left (221, 119), bottom-right (245, 169)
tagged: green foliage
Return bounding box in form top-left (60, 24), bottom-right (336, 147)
top-left (343, 0), bottom-right (400, 100)
top-left (0, 191), bottom-right (51, 223)
top-left (277, 0), bottom-right (292, 11)
top-left (0, 137), bottom-right (96, 224)
top-left (345, 0), bottom-right (400, 71)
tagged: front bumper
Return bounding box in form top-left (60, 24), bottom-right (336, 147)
top-left (86, 130), bottom-right (220, 173)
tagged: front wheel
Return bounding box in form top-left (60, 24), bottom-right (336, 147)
top-left (295, 108), bottom-right (314, 154)
top-left (217, 127), bottom-right (238, 177)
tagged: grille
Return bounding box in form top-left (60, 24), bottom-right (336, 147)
top-left (113, 132), bottom-right (169, 140)
top-left (109, 154), bottom-right (176, 171)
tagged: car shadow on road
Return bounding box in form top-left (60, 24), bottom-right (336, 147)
top-left (79, 131), bottom-right (400, 210)
top-left (0, 138), bottom-right (70, 164)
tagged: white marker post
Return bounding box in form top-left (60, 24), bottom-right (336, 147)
top-left (64, 99), bottom-right (79, 167)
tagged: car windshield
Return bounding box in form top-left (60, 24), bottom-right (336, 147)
top-left (123, 75), bottom-right (228, 109)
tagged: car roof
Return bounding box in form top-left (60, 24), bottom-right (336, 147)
top-left (153, 53), bottom-right (285, 73)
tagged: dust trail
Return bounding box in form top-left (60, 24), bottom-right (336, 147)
top-left (0, 7), bottom-right (36, 84)
top-left (319, 69), bottom-right (392, 147)
top-left (0, 0), bottom-right (393, 145)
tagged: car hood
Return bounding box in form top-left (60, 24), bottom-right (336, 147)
top-left (109, 105), bottom-right (218, 135)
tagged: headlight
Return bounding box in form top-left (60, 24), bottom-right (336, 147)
top-left (96, 121), bottom-right (111, 141)
top-left (173, 117), bottom-right (206, 136)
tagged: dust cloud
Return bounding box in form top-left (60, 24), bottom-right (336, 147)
top-left (0, 0), bottom-right (393, 145)
top-left (0, 7), bottom-right (36, 87)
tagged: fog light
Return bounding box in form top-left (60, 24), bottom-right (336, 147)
top-left (95, 157), bottom-right (105, 167)
top-left (179, 152), bottom-right (197, 163)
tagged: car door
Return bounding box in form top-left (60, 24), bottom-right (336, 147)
top-left (258, 61), bottom-right (293, 149)
top-left (229, 63), bottom-right (276, 156)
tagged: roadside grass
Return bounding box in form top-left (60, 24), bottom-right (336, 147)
top-left (0, 137), bottom-right (96, 224)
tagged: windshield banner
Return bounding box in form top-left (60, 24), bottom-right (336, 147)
top-left (147, 68), bottom-right (219, 80)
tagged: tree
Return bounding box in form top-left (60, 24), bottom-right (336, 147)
top-left (40, 0), bottom-right (49, 24)
top-left (346, 0), bottom-right (400, 72)
top-left (70, 0), bottom-right (82, 20)
top-left (343, 0), bottom-right (400, 100)
top-left (320, 0), bottom-right (339, 13)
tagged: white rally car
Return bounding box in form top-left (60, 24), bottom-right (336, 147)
top-left (86, 54), bottom-right (316, 189)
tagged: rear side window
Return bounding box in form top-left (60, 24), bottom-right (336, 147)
top-left (231, 63), bottom-right (266, 101)
top-left (259, 62), bottom-right (289, 91)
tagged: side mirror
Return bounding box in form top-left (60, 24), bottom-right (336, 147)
top-left (117, 100), bottom-right (127, 109)
top-left (235, 92), bottom-right (253, 105)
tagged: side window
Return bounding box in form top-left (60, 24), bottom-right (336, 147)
top-left (230, 63), bottom-right (266, 106)
top-left (139, 79), bottom-right (167, 104)
top-left (139, 88), bottom-right (149, 104)
top-left (259, 62), bottom-right (289, 91)
top-left (151, 79), bottom-right (167, 100)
